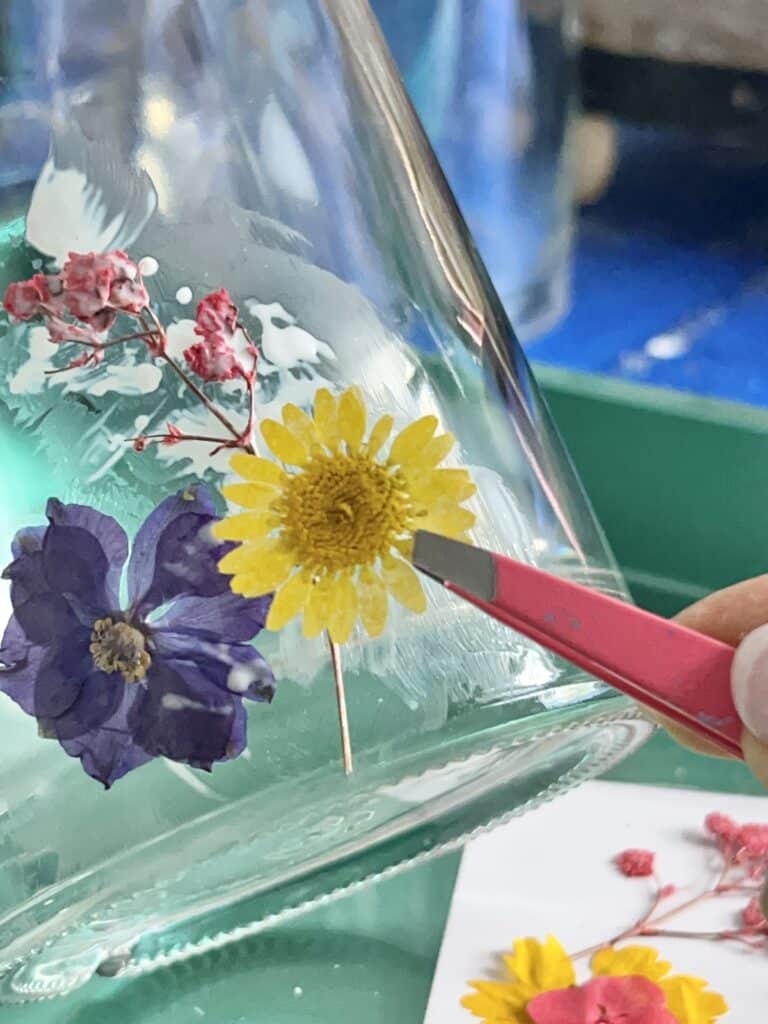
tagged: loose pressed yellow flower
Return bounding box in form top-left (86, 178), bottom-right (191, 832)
top-left (214, 386), bottom-right (476, 644)
top-left (462, 938), bottom-right (728, 1024)
top-left (462, 937), bottom-right (575, 1024)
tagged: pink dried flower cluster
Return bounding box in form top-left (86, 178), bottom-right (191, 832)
top-left (3, 252), bottom-right (260, 455)
top-left (610, 810), bottom-right (768, 952)
top-left (615, 849), bottom-right (655, 878)
top-left (183, 288), bottom-right (257, 383)
top-left (4, 251), bottom-right (149, 339)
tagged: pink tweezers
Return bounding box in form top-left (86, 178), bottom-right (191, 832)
top-left (412, 531), bottom-right (742, 758)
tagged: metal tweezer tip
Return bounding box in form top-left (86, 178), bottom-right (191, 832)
top-left (412, 531), bottom-right (496, 602)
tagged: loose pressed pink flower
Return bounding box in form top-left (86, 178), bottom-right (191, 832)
top-left (615, 849), bottom-right (656, 878)
top-left (3, 273), bottom-right (59, 320)
top-left (742, 896), bottom-right (767, 930)
top-left (738, 824), bottom-right (768, 857)
top-left (659, 884), bottom-right (677, 899)
top-left (705, 812), bottom-right (740, 842)
top-left (61, 250), bottom-right (148, 322)
top-left (194, 288), bottom-right (238, 340)
top-left (527, 975), bottom-right (674, 1024)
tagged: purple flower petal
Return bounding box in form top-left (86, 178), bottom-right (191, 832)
top-left (0, 616), bottom-right (46, 714)
top-left (11, 525), bottom-right (46, 560)
top-left (2, 548), bottom-right (80, 644)
top-left (154, 590), bottom-right (272, 643)
top-left (61, 727), bottom-right (152, 788)
top-left (59, 689), bottom-right (152, 788)
top-left (130, 657), bottom-right (247, 769)
top-left (42, 500), bottom-right (128, 618)
top-left (153, 630), bottom-right (275, 703)
top-left (52, 667), bottom-right (126, 740)
top-left (32, 630), bottom-right (93, 718)
top-left (127, 485), bottom-right (228, 615)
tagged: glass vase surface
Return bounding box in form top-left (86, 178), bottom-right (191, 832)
top-left (0, 0), bottom-right (650, 1001)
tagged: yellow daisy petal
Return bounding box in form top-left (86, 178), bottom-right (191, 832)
top-left (358, 567), bottom-right (388, 638)
top-left (422, 498), bottom-right (476, 538)
top-left (229, 453), bottom-right (285, 486)
top-left (417, 431), bottom-right (456, 470)
top-left (261, 418), bottom-right (309, 466)
top-left (222, 482), bottom-right (279, 510)
top-left (381, 555), bottom-right (427, 614)
top-left (229, 551), bottom-right (293, 597)
top-left (282, 403), bottom-right (320, 449)
top-left (337, 387), bottom-right (367, 451)
top-left (314, 388), bottom-right (338, 449)
top-left (218, 537), bottom-right (283, 575)
top-left (410, 468), bottom-right (477, 505)
top-left (502, 936), bottom-right (576, 992)
top-left (267, 572), bottom-right (312, 631)
top-left (388, 415), bottom-right (438, 467)
top-left (326, 574), bottom-right (358, 644)
top-left (661, 975), bottom-right (728, 1023)
top-left (303, 579), bottom-right (332, 638)
top-left (211, 511), bottom-right (277, 541)
top-left (592, 945), bottom-right (670, 982)
top-left (461, 985), bottom-right (531, 1022)
top-left (367, 414), bottom-right (394, 458)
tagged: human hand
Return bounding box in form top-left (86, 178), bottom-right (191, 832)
top-left (659, 576), bottom-right (768, 912)
top-left (661, 576), bottom-right (768, 783)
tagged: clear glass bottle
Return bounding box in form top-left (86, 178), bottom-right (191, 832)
top-left (373, 0), bottom-right (579, 340)
top-left (0, 0), bottom-right (648, 1001)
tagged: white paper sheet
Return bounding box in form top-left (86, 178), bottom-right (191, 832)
top-left (425, 781), bottom-right (768, 1022)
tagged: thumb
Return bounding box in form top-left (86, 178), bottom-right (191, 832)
top-left (662, 577), bottom-right (768, 782)
top-left (732, 625), bottom-right (768, 788)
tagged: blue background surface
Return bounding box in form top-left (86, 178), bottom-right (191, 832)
top-left (528, 126), bottom-right (768, 406)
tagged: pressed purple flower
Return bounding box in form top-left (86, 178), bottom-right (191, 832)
top-left (0, 486), bottom-right (275, 787)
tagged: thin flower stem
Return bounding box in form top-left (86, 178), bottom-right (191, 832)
top-left (641, 927), bottom-right (766, 948)
top-left (143, 305), bottom-right (255, 454)
top-left (328, 634), bottom-right (353, 775)
top-left (238, 322), bottom-right (260, 454)
top-left (132, 433), bottom-right (234, 446)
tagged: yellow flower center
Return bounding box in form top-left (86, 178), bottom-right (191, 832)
top-left (89, 617), bottom-right (151, 683)
top-left (275, 449), bottom-right (414, 575)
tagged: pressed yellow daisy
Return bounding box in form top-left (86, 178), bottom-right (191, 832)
top-left (213, 386), bottom-right (476, 645)
top-left (462, 938), bottom-right (728, 1024)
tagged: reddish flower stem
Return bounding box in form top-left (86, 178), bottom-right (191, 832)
top-left (641, 927), bottom-right (766, 949)
top-left (140, 307), bottom-right (255, 453)
top-left (237, 321), bottom-right (259, 451)
top-left (571, 843), bottom-right (768, 963)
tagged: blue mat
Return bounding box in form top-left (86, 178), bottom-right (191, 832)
top-left (528, 127), bottom-right (768, 406)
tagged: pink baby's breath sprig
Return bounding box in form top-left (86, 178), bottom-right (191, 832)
top-left (3, 253), bottom-right (262, 457)
top-left (572, 809), bottom-right (768, 963)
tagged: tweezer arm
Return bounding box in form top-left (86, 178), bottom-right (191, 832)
top-left (413, 532), bottom-right (743, 758)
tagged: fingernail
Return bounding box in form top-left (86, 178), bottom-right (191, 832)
top-left (731, 623), bottom-right (768, 742)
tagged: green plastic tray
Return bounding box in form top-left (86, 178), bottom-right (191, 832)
top-left (22, 368), bottom-right (765, 1022)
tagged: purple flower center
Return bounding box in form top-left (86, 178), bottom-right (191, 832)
top-left (89, 618), bottom-right (151, 683)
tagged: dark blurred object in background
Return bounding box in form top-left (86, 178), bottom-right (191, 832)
top-left (581, 0), bottom-right (768, 150)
